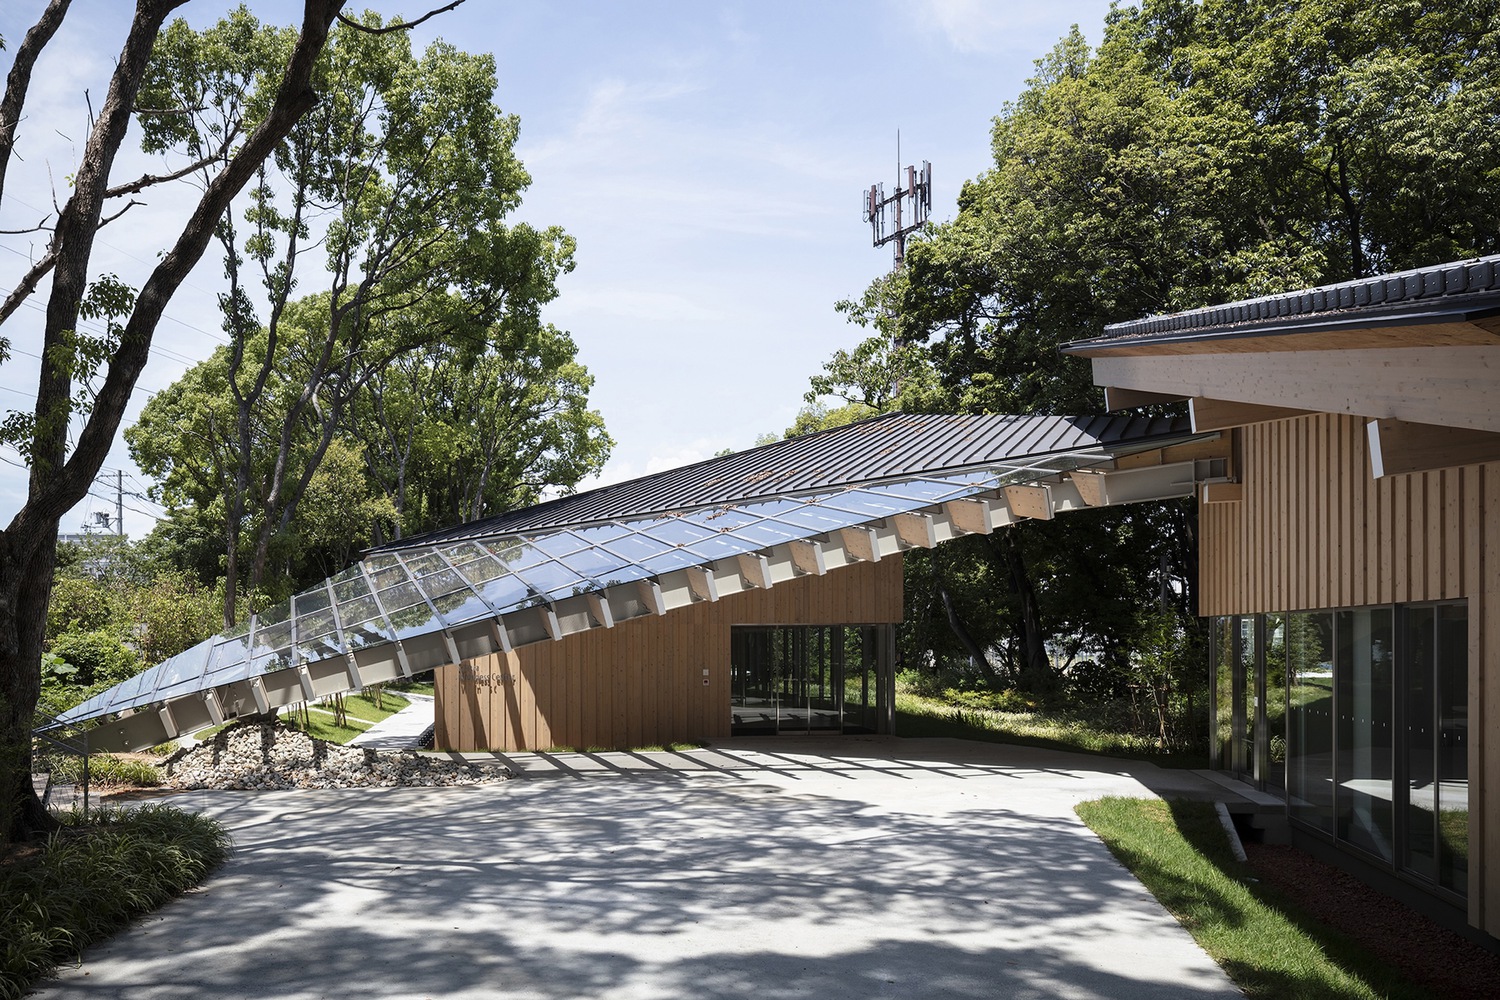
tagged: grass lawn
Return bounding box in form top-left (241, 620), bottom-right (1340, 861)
top-left (333, 690), bottom-right (410, 724)
top-left (896, 692), bottom-right (1208, 768)
top-left (280, 710), bottom-right (366, 745)
top-left (1076, 797), bottom-right (1429, 999)
top-left (0, 805), bottom-right (230, 1000)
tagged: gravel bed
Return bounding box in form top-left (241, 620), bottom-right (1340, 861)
top-left (162, 721), bottom-right (509, 790)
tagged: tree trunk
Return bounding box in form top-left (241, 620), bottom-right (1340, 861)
top-left (990, 531), bottom-right (1053, 696)
top-left (932, 564), bottom-right (995, 675)
top-left (0, 522), bottom-right (62, 843)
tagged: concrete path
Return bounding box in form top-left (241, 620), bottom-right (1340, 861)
top-left (38, 738), bottom-right (1245, 1000)
top-left (348, 692), bottom-right (434, 751)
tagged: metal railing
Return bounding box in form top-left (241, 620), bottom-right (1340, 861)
top-left (31, 708), bottom-right (91, 819)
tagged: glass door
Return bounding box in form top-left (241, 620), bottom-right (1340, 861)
top-left (730, 625), bottom-right (881, 735)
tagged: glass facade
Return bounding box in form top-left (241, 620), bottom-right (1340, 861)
top-left (1212, 601), bottom-right (1469, 901)
top-left (729, 625), bottom-right (885, 735)
top-left (1335, 608), bottom-right (1393, 861)
top-left (1285, 611), bottom-right (1333, 833)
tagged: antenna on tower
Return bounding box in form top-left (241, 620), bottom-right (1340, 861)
top-left (861, 133), bottom-right (931, 267)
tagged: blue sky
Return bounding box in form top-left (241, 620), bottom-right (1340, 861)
top-left (0, 0), bottom-right (1117, 538)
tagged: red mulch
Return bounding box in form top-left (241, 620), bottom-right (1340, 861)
top-left (1244, 842), bottom-right (1500, 999)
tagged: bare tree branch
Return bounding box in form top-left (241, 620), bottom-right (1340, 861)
top-left (105, 141), bottom-right (232, 197)
top-left (336, 0), bottom-right (465, 35)
top-left (0, 0), bottom-right (73, 208)
top-left (0, 215), bottom-right (51, 235)
top-left (0, 250), bottom-right (54, 327)
top-left (20, 0), bottom-right (347, 534)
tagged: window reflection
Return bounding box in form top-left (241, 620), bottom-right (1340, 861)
top-left (1336, 607), bottom-right (1394, 862)
top-left (1286, 612), bottom-right (1334, 833)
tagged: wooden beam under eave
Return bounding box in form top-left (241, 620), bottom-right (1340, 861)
top-left (944, 499), bottom-right (993, 535)
top-left (636, 579), bottom-right (667, 616)
top-left (736, 552), bottom-right (773, 589)
top-left (685, 564), bottom-right (719, 602)
top-left (788, 539), bottom-right (826, 576)
top-left (1189, 397), bottom-right (1316, 432)
top-left (838, 526), bottom-right (880, 562)
top-left (1092, 346), bottom-right (1500, 433)
top-left (1104, 386), bottom-right (1186, 411)
top-left (539, 605), bottom-right (563, 641)
top-left (1003, 484), bottom-right (1054, 520)
top-left (1069, 470), bottom-right (1107, 507)
top-left (585, 592), bottom-right (614, 629)
top-left (1201, 482), bottom-right (1243, 504)
top-left (1366, 418), bottom-right (1500, 478)
top-left (891, 512), bottom-right (937, 550)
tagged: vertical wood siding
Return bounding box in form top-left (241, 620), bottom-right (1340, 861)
top-left (1199, 412), bottom-right (1497, 937)
top-left (435, 555), bottom-right (903, 754)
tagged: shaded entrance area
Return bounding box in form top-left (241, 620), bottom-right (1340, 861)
top-left (728, 625), bottom-right (890, 735)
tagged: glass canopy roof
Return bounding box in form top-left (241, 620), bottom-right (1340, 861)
top-left (56, 467), bottom-right (1024, 727)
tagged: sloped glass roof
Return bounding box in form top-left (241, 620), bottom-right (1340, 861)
top-left (52, 411), bottom-right (1201, 737)
top-left (56, 470), bottom-right (1006, 725)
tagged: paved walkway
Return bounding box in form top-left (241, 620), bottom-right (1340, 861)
top-left (348, 692), bottom-right (434, 751)
top-left (38, 737), bottom-right (1245, 1000)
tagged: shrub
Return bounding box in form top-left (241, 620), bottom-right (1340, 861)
top-left (0, 805), bottom-right (231, 1000)
top-left (46, 630), bottom-right (140, 687)
top-left (39, 755), bottom-right (161, 789)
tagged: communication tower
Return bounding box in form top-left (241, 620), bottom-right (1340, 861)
top-left (862, 141), bottom-right (931, 267)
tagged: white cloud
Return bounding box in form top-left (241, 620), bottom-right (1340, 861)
top-left (906, 0), bottom-right (1104, 56)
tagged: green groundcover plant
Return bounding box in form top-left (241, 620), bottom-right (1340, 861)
top-left (0, 805), bottom-right (230, 999)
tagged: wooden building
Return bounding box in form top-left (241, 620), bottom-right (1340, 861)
top-left (63, 413), bottom-right (1225, 760)
top-left (1065, 255), bottom-right (1500, 943)
top-left (434, 557), bottom-right (904, 752)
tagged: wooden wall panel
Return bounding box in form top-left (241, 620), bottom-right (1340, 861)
top-left (435, 554), bottom-right (903, 754)
top-left (1198, 412), bottom-right (1500, 938)
top-left (1213, 412), bottom-right (1497, 616)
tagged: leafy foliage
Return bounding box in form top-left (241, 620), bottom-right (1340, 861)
top-left (0, 805), bottom-right (230, 1000)
top-left (126, 10), bottom-right (604, 625)
top-left (819, 0), bottom-right (1500, 716)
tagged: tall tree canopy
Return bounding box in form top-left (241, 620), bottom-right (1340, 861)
top-left (129, 298), bottom-right (610, 611)
top-left (826, 0), bottom-right (1500, 700)
top-left (129, 9), bottom-right (581, 626)
top-left (0, 0), bottom-right (367, 844)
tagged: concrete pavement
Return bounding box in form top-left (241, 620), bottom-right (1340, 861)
top-left (38, 738), bottom-right (1246, 999)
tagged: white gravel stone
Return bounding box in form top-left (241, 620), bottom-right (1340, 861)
top-left (162, 721), bottom-right (509, 790)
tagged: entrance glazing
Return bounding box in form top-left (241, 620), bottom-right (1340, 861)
top-left (729, 625), bottom-right (882, 735)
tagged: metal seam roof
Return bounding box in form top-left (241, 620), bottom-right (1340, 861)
top-left (50, 411), bottom-right (1200, 746)
top-left (1063, 254), bottom-right (1500, 350)
top-left (376, 412), bottom-right (1187, 546)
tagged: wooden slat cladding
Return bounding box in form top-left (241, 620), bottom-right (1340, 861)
top-left (1199, 412), bottom-right (1498, 937)
top-left (434, 555), bottom-right (903, 753)
top-left (1199, 413), bottom-right (1496, 615)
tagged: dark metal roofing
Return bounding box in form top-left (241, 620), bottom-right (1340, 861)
top-left (376, 411), bottom-right (1192, 548)
top-left (1062, 254), bottom-right (1500, 352)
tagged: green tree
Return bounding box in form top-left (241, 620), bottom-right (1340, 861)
top-left (0, 0), bottom-right (356, 844)
top-left (352, 323), bottom-right (611, 540)
top-left (836, 0), bottom-right (1499, 706)
top-left (134, 10), bottom-right (573, 625)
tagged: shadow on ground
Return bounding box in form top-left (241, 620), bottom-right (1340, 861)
top-left (39, 740), bottom-right (1242, 1000)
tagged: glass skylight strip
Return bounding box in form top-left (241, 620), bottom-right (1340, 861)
top-left (54, 465), bottom-right (1045, 728)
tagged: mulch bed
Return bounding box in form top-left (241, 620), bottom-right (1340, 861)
top-left (1244, 842), bottom-right (1500, 999)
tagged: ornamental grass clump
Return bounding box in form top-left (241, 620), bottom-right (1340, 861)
top-left (0, 805), bottom-right (231, 1000)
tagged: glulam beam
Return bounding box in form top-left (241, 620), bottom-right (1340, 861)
top-left (1367, 418), bottom-right (1500, 478)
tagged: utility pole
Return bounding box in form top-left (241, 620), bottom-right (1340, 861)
top-left (116, 469), bottom-right (124, 537)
